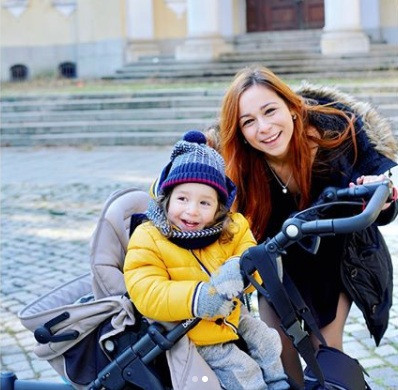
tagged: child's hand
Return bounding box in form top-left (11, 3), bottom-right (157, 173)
top-left (210, 257), bottom-right (244, 299)
top-left (195, 283), bottom-right (236, 318)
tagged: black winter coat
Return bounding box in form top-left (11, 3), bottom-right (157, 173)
top-left (262, 84), bottom-right (397, 342)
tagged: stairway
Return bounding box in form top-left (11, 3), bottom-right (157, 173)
top-left (1, 83), bottom-right (397, 147)
top-left (105, 30), bottom-right (398, 82)
top-left (0, 89), bottom-right (222, 147)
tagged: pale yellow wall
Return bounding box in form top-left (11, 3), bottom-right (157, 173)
top-left (380, 0), bottom-right (398, 27)
top-left (76, 0), bottom-right (125, 42)
top-left (153, 0), bottom-right (186, 39)
top-left (1, 0), bottom-right (75, 47)
top-left (1, 0), bottom-right (125, 47)
top-left (2, 0), bottom-right (396, 51)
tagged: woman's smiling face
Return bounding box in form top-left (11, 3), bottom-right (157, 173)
top-left (238, 84), bottom-right (295, 161)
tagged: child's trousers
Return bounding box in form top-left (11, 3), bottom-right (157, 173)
top-left (196, 307), bottom-right (289, 390)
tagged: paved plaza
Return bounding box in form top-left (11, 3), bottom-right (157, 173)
top-left (1, 145), bottom-right (398, 388)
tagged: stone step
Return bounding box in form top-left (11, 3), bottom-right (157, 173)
top-left (1, 84), bottom-right (396, 103)
top-left (1, 131), bottom-right (185, 147)
top-left (106, 70), bottom-right (398, 83)
top-left (219, 49), bottom-right (398, 62)
top-left (232, 29), bottom-right (322, 50)
top-left (141, 51), bottom-right (332, 64)
top-left (2, 119), bottom-right (397, 147)
top-left (108, 38), bottom-right (398, 81)
top-left (109, 64), bottom-right (398, 81)
top-left (2, 83), bottom-right (397, 147)
top-left (2, 108), bottom-right (397, 133)
top-left (0, 118), bottom-right (212, 135)
top-left (133, 50), bottom-right (325, 65)
top-left (116, 52), bottom-right (398, 71)
top-left (234, 29), bottom-right (322, 42)
top-left (2, 101), bottom-right (397, 124)
top-left (137, 51), bottom-right (397, 68)
top-left (232, 41), bottom-right (321, 53)
top-left (2, 107), bottom-right (397, 133)
top-left (232, 42), bottom-right (397, 55)
top-left (2, 91), bottom-right (396, 119)
top-left (102, 24), bottom-right (396, 81)
top-left (2, 89), bottom-right (395, 104)
top-left (346, 93), bottom-right (398, 105)
top-left (0, 88), bottom-right (224, 102)
top-left (0, 107), bottom-right (220, 123)
top-left (117, 56), bottom-right (398, 74)
top-left (0, 95), bottom-right (223, 113)
top-left (377, 104), bottom-right (398, 117)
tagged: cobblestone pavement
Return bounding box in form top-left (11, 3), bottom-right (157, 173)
top-left (1, 146), bottom-right (398, 388)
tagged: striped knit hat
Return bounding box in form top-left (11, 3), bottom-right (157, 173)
top-left (158, 130), bottom-right (236, 207)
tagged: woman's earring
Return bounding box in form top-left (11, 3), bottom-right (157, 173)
top-left (243, 138), bottom-right (248, 144)
top-left (292, 114), bottom-right (297, 120)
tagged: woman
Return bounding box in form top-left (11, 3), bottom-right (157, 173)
top-left (212, 66), bottom-right (398, 385)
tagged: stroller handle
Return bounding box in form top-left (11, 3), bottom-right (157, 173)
top-left (0, 372), bottom-right (74, 390)
top-left (299, 179), bottom-right (391, 235)
top-left (241, 180), bottom-right (392, 276)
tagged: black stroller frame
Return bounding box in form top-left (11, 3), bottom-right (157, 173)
top-left (1, 180), bottom-right (393, 390)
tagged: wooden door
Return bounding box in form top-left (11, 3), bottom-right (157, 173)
top-left (246, 0), bottom-right (324, 32)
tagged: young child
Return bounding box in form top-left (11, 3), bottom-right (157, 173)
top-left (124, 130), bottom-right (289, 390)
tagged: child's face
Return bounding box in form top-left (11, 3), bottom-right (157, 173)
top-left (168, 182), bottom-right (219, 232)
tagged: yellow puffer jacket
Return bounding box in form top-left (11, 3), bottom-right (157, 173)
top-left (124, 212), bottom-right (257, 346)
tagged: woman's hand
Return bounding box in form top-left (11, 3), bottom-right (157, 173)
top-left (350, 174), bottom-right (393, 210)
top-left (353, 174), bottom-right (389, 186)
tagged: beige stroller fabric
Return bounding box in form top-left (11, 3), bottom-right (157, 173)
top-left (91, 188), bottom-right (151, 299)
top-left (19, 273), bottom-right (136, 390)
top-left (19, 273), bottom-right (136, 360)
top-left (18, 187), bottom-right (221, 390)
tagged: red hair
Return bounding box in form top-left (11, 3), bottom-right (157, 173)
top-left (219, 66), bottom-right (357, 241)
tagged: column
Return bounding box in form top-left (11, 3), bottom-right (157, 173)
top-left (321, 0), bottom-right (370, 55)
top-left (125, 0), bottom-right (159, 62)
top-left (360, 0), bottom-right (382, 42)
top-left (175, 0), bottom-right (234, 61)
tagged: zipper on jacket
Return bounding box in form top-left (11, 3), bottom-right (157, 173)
top-left (190, 249), bottom-right (211, 276)
top-left (223, 317), bottom-right (238, 334)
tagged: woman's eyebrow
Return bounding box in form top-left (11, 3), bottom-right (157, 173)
top-left (239, 113), bottom-right (250, 120)
top-left (239, 102), bottom-right (276, 120)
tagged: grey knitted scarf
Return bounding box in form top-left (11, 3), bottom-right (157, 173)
top-left (146, 199), bottom-right (223, 249)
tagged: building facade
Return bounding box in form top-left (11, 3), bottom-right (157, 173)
top-left (1, 0), bottom-right (397, 81)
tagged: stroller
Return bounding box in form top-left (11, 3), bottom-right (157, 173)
top-left (7, 187), bottom-right (221, 390)
top-left (1, 180), bottom-right (393, 390)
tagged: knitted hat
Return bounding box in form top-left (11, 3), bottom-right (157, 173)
top-left (157, 130), bottom-right (236, 207)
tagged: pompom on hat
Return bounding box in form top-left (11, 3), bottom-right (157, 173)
top-left (152, 130), bottom-right (236, 208)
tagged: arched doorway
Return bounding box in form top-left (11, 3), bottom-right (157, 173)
top-left (246, 0), bottom-right (324, 32)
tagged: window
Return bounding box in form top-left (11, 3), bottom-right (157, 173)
top-left (59, 62), bottom-right (77, 78)
top-left (10, 64), bottom-right (28, 81)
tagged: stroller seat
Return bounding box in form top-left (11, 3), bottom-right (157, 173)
top-left (18, 187), bottom-right (221, 390)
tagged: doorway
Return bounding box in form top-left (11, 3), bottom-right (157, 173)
top-left (246, 0), bottom-right (324, 32)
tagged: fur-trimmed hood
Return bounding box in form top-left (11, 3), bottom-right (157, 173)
top-left (296, 83), bottom-right (398, 162)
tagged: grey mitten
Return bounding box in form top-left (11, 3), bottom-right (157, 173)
top-left (210, 256), bottom-right (244, 299)
top-left (195, 282), bottom-right (236, 318)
